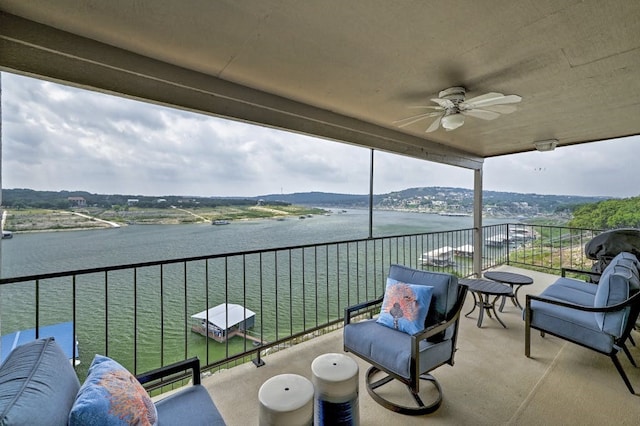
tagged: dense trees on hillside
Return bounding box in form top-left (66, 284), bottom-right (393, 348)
top-left (1, 189), bottom-right (289, 209)
top-left (569, 196), bottom-right (640, 229)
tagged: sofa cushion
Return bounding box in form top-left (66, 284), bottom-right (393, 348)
top-left (539, 281), bottom-right (596, 306)
top-left (69, 355), bottom-right (157, 426)
top-left (551, 277), bottom-right (598, 296)
top-left (593, 265), bottom-right (631, 336)
top-left (155, 385), bottom-right (226, 426)
top-left (376, 278), bottom-right (433, 335)
top-left (0, 337), bottom-right (80, 426)
top-left (529, 300), bottom-right (615, 354)
top-left (614, 252), bottom-right (640, 293)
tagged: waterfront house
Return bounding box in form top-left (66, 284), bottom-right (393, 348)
top-left (1, 1), bottom-right (640, 423)
top-left (67, 197), bottom-right (86, 208)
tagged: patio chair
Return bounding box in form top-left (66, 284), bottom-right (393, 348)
top-left (343, 264), bottom-right (467, 415)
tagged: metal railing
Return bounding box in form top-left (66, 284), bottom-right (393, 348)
top-left (0, 223), bottom-right (598, 380)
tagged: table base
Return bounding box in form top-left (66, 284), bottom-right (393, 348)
top-left (465, 292), bottom-right (507, 328)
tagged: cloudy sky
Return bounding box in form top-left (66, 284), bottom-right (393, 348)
top-left (1, 72), bottom-right (638, 199)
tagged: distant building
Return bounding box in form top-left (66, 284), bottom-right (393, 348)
top-left (68, 197), bottom-right (86, 207)
top-left (127, 199), bottom-right (139, 206)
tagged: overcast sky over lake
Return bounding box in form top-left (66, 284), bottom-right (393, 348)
top-left (2, 72), bottom-right (638, 199)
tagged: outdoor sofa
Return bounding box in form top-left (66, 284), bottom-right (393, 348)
top-left (524, 251), bottom-right (640, 393)
top-left (0, 337), bottom-right (225, 425)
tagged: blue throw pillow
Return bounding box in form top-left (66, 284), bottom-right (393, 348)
top-left (376, 277), bottom-right (433, 335)
top-left (69, 355), bottom-right (158, 426)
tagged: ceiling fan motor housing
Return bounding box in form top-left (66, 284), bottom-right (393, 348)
top-left (439, 86), bottom-right (466, 104)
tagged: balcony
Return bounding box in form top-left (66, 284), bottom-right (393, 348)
top-left (2, 224), bottom-right (639, 423)
top-left (204, 265), bottom-right (640, 425)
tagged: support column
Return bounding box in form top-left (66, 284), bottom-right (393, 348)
top-left (368, 149), bottom-right (374, 239)
top-left (473, 168), bottom-right (483, 278)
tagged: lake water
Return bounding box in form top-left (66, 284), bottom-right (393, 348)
top-left (0, 209), bottom-right (511, 374)
top-left (0, 209), bottom-right (509, 277)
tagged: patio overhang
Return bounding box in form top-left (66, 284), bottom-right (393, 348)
top-left (1, 1), bottom-right (640, 164)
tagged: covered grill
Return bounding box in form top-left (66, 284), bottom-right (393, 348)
top-left (584, 228), bottom-right (640, 282)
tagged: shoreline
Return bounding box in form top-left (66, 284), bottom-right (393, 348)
top-left (2, 205), bottom-right (329, 234)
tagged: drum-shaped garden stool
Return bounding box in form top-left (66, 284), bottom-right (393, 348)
top-left (311, 353), bottom-right (359, 425)
top-left (258, 373), bottom-right (314, 426)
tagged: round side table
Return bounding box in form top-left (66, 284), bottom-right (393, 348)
top-left (484, 271), bottom-right (534, 311)
top-left (460, 278), bottom-right (512, 328)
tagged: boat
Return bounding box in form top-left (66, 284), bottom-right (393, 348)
top-left (419, 246), bottom-right (455, 267)
top-left (1, 321), bottom-right (80, 365)
top-left (191, 303), bottom-right (263, 344)
top-left (212, 219), bottom-right (230, 225)
top-left (509, 227), bottom-right (536, 242)
top-left (2, 231), bottom-right (12, 239)
top-left (485, 234), bottom-right (509, 246)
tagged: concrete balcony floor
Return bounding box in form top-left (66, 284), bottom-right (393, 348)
top-left (200, 266), bottom-right (640, 425)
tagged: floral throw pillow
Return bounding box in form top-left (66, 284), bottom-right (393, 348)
top-left (376, 277), bottom-right (434, 335)
top-left (69, 355), bottom-right (158, 426)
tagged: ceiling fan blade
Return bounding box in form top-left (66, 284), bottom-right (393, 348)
top-left (425, 115), bottom-right (442, 133)
top-left (463, 93), bottom-right (522, 108)
top-left (481, 104), bottom-right (518, 114)
top-left (463, 92), bottom-right (503, 104)
top-left (462, 109), bottom-right (501, 120)
top-left (407, 105), bottom-right (444, 110)
top-left (430, 98), bottom-right (455, 108)
top-left (393, 111), bottom-right (443, 127)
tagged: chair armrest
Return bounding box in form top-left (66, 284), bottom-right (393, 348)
top-left (344, 296), bottom-right (384, 325)
top-left (136, 357), bottom-right (202, 388)
top-left (560, 267), bottom-right (601, 279)
top-left (413, 285), bottom-right (468, 342)
top-left (526, 291), bottom-right (640, 313)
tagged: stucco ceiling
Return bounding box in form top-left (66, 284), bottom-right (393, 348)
top-left (1, 0), bottom-right (639, 170)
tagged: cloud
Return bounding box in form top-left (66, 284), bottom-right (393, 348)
top-left (483, 136), bottom-right (640, 197)
top-left (2, 72), bottom-right (638, 198)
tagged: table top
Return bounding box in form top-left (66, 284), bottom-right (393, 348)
top-left (459, 278), bottom-right (512, 295)
top-left (484, 271), bottom-right (534, 285)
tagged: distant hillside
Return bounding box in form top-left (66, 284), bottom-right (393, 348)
top-left (2, 187), bottom-right (611, 217)
top-left (258, 191), bottom-right (370, 207)
top-left (259, 187), bottom-right (610, 214)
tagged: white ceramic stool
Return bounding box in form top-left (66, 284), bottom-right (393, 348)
top-left (258, 373), bottom-right (314, 426)
top-left (311, 353), bottom-right (359, 425)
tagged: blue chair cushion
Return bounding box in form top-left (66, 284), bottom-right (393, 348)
top-left (69, 355), bottom-right (158, 426)
top-left (388, 265), bottom-right (458, 326)
top-left (539, 281), bottom-right (596, 306)
top-left (551, 277), bottom-right (597, 296)
top-left (376, 277), bottom-right (433, 335)
top-left (344, 319), bottom-right (453, 380)
top-left (0, 337), bottom-right (80, 426)
top-left (614, 252), bottom-right (640, 293)
top-left (155, 385), bottom-right (226, 426)
top-left (529, 299), bottom-right (615, 354)
top-left (593, 265), bottom-right (631, 336)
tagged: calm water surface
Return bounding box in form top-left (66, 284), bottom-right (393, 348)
top-left (1, 209), bottom-right (508, 277)
top-left (0, 209), bottom-right (510, 374)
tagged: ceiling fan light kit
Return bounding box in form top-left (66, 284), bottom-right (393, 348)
top-left (395, 86), bottom-right (522, 132)
top-left (441, 113), bottom-right (465, 130)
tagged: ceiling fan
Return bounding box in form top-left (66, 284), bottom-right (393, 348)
top-left (394, 87), bottom-right (522, 132)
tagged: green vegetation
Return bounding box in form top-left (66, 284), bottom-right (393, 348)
top-left (569, 196), bottom-right (640, 229)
